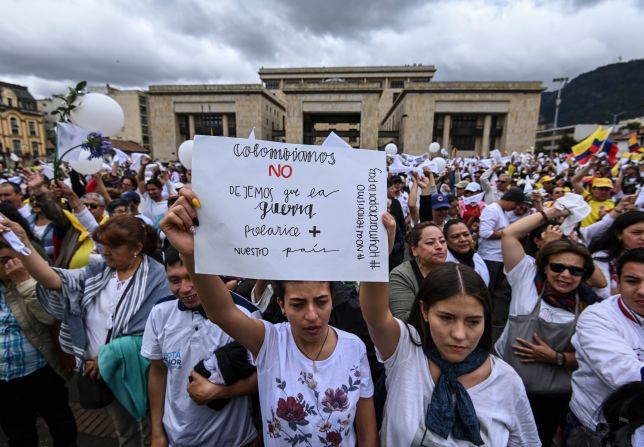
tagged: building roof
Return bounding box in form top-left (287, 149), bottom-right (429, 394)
top-left (110, 139), bottom-right (150, 153)
top-left (0, 81), bottom-right (36, 102)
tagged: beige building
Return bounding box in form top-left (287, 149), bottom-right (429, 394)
top-left (148, 65), bottom-right (543, 161)
top-left (0, 82), bottom-right (47, 159)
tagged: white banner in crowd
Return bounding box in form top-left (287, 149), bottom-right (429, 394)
top-left (192, 136), bottom-right (389, 281)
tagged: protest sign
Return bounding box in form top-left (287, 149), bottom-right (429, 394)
top-left (192, 136), bottom-right (389, 281)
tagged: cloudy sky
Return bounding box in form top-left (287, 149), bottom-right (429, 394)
top-left (2, 0), bottom-right (643, 98)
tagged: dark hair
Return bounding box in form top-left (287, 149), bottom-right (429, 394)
top-left (146, 178), bottom-right (162, 189)
top-left (616, 248), bottom-right (644, 277)
top-left (601, 382), bottom-right (644, 444)
top-left (0, 182), bottom-right (21, 194)
top-left (0, 203), bottom-right (35, 242)
top-left (535, 239), bottom-right (595, 281)
top-left (443, 219), bottom-right (468, 238)
top-left (589, 211), bottom-right (644, 261)
top-left (122, 175), bottom-right (138, 189)
top-left (92, 214), bottom-right (159, 256)
top-left (408, 263), bottom-right (493, 352)
top-left (107, 198), bottom-right (130, 214)
top-left (272, 281), bottom-right (335, 303)
top-left (405, 222), bottom-right (442, 256)
top-left (164, 244), bottom-right (182, 268)
top-left (524, 219), bottom-right (559, 258)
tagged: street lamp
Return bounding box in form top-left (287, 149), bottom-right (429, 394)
top-left (551, 77), bottom-right (569, 151)
top-left (608, 111), bottom-right (627, 125)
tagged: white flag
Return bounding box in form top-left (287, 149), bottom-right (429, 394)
top-left (462, 192), bottom-right (485, 206)
top-left (56, 122), bottom-right (90, 162)
top-left (322, 131), bottom-right (351, 149)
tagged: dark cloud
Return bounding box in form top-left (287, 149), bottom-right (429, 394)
top-left (275, 0), bottom-right (430, 37)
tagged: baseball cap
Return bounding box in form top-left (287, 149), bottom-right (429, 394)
top-left (121, 191), bottom-right (141, 204)
top-left (455, 181), bottom-right (469, 189)
top-left (540, 175), bottom-right (554, 183)
top-left (465, 182), bottom-right (481, 192)
top-left (592, 178), bottom-right (614, 188)
top-left (431, 194), bottom-right (451, 210)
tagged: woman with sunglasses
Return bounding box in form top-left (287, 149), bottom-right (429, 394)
top-left (443, 219), bottom-right (489, 286)
top-left (496, 205), bottom-right (605, 446)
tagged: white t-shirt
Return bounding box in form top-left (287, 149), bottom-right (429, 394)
top-left (84, 275), bottom-right (131, 358)
top-left (256, 321), bottom-right (373, 447)
top-left (18, 204), bottom-right (32, 220)
top-left (446, 251), bottom-right (490, 286)
top-left (33, 223), bottom-right (48, 242)
top-left (477, 203), bottom-right (509, 262)
top-left (379, 319), bottom-right (540, 447)
top-left (141, 192), bottom-right (168, 225)
top-left (141, 299), bottom-right (257, 447)
top-left (570, 295), bottom-right (644, 431)
top-left (495, 255), bottom-right (577, 357)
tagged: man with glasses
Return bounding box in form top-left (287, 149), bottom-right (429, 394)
top-left (79, 193), bottom-right (107, 225)
top-left (571, 156), bottom-right (615, 227)
top-left (480, 163), bottom-right (511, 204)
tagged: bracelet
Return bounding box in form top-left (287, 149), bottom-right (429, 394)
top-left (556, 351), bottom-right (566, 367)
top-left (539, 210), bottom-right (549, 223)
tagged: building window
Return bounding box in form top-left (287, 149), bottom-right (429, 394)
top-left (8, 98), bottom-right (13, 107)
top-left (28, 121), bottom-right (37, 136)
top-left (451, 115), bottom-right (478, 129)
top-left (411, 77), bottom-right (430, 83)
top-left (12, 140), bottom-right (22, 155)
top-left (393, 92), bottom-right (400, 103)
top-left (265, 80), bottom-right (279, 89)
top-left (10, 117), bottom-right (20, 135)
top-left (31, 141), bottom-right (39, 154)
top-left (451, 135), bottom-right (476, 152)
top-left (390, 80), bottom-right (404, 89)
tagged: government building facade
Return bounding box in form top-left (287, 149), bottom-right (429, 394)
top-left (148, 65), bottom-right (543, 161)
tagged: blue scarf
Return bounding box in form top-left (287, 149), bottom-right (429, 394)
top-left (425, 346), bottom-right (488, 446)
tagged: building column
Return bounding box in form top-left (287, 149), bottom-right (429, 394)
top-left (481, 114), bottom-right (492, 157)
top-left (222, 114), bottom-right (229, 137)
top-left (188, 114), bottom-right (195, 138)
top-left (442, 114), bottom-right (451, 149)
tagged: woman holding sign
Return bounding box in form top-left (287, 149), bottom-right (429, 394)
top-left (159, 190), bottom-right (378, 447)
top-left (361, 215), bottom-right (539, 446)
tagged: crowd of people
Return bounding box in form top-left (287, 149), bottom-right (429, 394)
top-left (0, 147), bottom-right (642, 447)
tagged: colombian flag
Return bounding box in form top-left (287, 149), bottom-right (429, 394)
top-left (599, 138), bottom-right (619, 165)
top-left (629, 133), bottom-right (642, 153)
top-left (571, 127), bottom-right (612, 164)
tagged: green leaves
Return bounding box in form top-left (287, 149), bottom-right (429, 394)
top-left (53, 80), bottom-right (87, 122)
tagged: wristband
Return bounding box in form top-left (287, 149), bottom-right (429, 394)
top-left (539, 210), bottom-right (549, 223)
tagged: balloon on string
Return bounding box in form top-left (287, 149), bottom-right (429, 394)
top-left (69, 149), bottom-right (103, 175)
top-left (70, 93), bottom-right (125, 137)
top-left (384, 143), bottom-right (398, 155)
top-left (429, 142), bottom-right (440, 153)
top-left (432, 157), bottom-right (446, 173)
top-left (178, 140), bottom-right (194, 169)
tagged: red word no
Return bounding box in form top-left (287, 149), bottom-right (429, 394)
top-left (268, 164), bottom-right (293, 178)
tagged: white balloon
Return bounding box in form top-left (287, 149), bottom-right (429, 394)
top-left (433, 156), bottom-right (446, 172)
top-left (384, 143), bottom-right (398, 155)
top-left (70, 93), bottom-right (125, 137)
top-left (69, 149), bottom-right (103, 175)
top-left (178, 140), bottom-right (194, 169)
top-left (440, 148), bottom-right (449, 156)
top-left (429, 142), bottom-right (440, 153)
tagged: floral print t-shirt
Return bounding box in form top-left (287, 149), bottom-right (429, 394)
top-left (256, 321), bottom-right (373, 446)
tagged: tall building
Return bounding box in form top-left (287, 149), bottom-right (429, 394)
top-left (0, 82), bottom-right (47, 159)
top-left (148, 65), bottom-right (544, 161)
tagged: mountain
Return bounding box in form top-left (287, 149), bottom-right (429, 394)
top-left (539, 59), bottom-right (644, 127)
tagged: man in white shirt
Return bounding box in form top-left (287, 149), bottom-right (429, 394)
top-left (569, 248), bottom-right (644, 441)
top-left (0, 182), bottom-right (31, 219)
top-left (142, 246), bottom-right (258, 447)
top-left (478, 187), bottom-right (525, 337)
top-left (480, 163), bottom-right (511, 204)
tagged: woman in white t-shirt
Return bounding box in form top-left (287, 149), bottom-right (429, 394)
top-left (361, 214), bottom-right (539, 446)
top-left (160, 190), bottom-right (378, 447)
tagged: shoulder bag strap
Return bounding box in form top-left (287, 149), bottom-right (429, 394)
top-left (104, 274), bottom-right (136, 344)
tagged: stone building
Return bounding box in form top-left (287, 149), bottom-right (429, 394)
top-left (148, 66), bottom-right (543, 161)
top-left (0, 82), bottom-right (47, 159)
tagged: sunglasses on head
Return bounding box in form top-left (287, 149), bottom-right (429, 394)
top-left (548, 263), bottom-right (585, 277)
top-left (85, 203), bottom-right (100, 209)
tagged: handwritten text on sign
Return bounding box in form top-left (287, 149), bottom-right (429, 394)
top-left (192, 136), bottom-right (388, 281)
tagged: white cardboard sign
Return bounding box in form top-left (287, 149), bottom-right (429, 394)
top-left (192, 136), bottom-right (389, 281)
